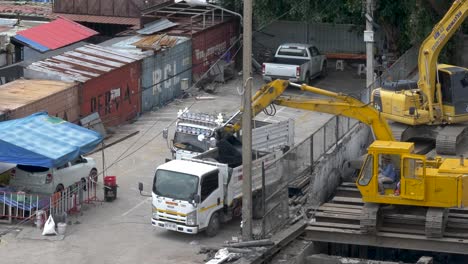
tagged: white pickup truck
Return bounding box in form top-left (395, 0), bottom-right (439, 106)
top-left (262, 43), bottom-right (327, 84)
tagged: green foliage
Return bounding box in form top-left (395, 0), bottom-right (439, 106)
top-left (217, 0), bottom-right (464, 57)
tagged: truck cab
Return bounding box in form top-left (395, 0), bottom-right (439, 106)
top-left (151, 159), bottom-right (225, 235)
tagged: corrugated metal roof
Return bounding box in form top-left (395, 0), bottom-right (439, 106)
top-left (0, 80), bottom-right (76, 113)
top-left (13, 17), bottom-right (98, 52)
top-left (0, 3), bottom-right (52, 18)
top-left (26, 44), bottom-right (146, 83)
top-left (57, 14), bottom-right (141, 26)
top-left (137, 19), bottom-right (178, 35)
top-left (133, 34), bottom-right (179, 51)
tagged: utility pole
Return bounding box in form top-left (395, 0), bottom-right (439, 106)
top-left (364, 0), bottom-right (374, 102)
top-left (241, 0), bottom-right (253, 241)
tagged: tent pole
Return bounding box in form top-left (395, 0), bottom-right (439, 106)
top-left (101, 142), bottom-right (106, 179)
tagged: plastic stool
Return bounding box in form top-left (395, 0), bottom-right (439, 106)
top-left (358, 64), bottom-right (366, 76)
top-left (336, 60), bottom-right (344, 71)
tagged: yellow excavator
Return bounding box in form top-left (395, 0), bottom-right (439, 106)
top-left (241, 79), bottom-right (468, 238)
top-left (372, 0), bottom-right (468, 154)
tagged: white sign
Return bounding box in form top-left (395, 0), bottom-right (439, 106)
top-left (175, 0), bottom-right (208, 6)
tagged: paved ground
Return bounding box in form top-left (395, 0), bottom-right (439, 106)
top-left (0, 68), bottom-right (364, 264)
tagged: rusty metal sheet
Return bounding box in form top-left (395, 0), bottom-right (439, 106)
top-left (137, 19), bottom-right (178, 35)
top-left (58, 14), bottom-right (140, 26)
top-left (0, 80), bottom-right (76, 112)
top-left (100, 0), bottom-right (114, 16)
top-left (114, 0), bottom-right (129, 17)
top-left (133, 34), bottom-right (178, 51)
top-left (75, 0), bottom-right (88, 14)
top-left (87, 0), bottom-right (100, 15)
top-left (62, 0), bottom-right (74, 14)
top-left (25, 44), bottom-right (145, 83)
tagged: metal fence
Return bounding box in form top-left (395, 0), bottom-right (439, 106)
top-left (369, 45), bottom-right (419, 90)
top-left (260, 114), bottom-right (361, 237)
top-left (49, 176), bottom-right (98, 220)
top-left (0, 176), bottom-right (98, 225)
top-left (0, 189), bottom-right (49, 224)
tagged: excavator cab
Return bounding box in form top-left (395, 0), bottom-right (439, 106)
top-left (438, 64), bottom-right (468, 117)
top-left (356, 140), bottom-right (428, 204)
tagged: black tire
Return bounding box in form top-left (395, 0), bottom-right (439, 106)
top-left (89, 169), bottom-right (98, 183)
top-left (55, 184), bottom-right (64, 193)
top-left (304, 72), bottom-right (311, 85)
top-left (205, 212), bottom-right (220, 237)
top-left (320, 62), bottom-right (328, 78)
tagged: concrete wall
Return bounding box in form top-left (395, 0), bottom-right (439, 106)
top-left (308, 123), bottom-right (372, 206)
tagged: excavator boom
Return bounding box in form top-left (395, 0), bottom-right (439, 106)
top-left (250, 80), bottom-right (394, 141)
top-left (418, 0), bottom-right (468, 120)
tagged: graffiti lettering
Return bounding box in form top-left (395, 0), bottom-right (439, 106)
top-left (152, 61), bottom-right (181, 93)
top-left (194, 42), bottom-right (227, 62)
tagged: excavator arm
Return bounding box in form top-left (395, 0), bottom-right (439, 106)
top-left (249, 80), bottom-right (394, 141)
top-left (417, 0), bottom-right (467, 121)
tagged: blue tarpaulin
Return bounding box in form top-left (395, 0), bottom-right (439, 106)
top-left (0, 112), bottom-right (103, 168)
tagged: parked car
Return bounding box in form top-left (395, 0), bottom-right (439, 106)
top-left (262, 43), bottom-right (327, 84)
top-left (9, 156), bottom-right (97, 194)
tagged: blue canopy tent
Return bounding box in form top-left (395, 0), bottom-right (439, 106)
top-left (0, 112), bottom-right (103, 168)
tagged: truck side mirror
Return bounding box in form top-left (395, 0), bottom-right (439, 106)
top-left (162, 128), bottom-right (169, 139)
top-left (193, 194), bottom-right (201, 204)
top-left (138, 182), bottom-right (144, 192)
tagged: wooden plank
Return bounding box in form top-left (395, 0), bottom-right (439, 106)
top-left (309, 221), bottom-right (360, 230)
top-left (379, 226), bottom-right (426, 235)
top-left (444, 232), bottom-right (468, 239)
top-left (336, 186), bottom-right (359, 192)
top-left (321, 202), bottom-right (363, 210)
top-left (314, 212), bottom-right (360, 221)
top-left (448, 213), bottom-right (468, 219)
top-left (332, 196), bottom-right (363, 204)
top-left (318, 206), bottom-right (362, 215)
top-left (340, 182), bottom-right (358, 187)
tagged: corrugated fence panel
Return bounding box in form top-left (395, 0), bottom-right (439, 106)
top-left (253, 21), bottom-right (307, 52)
top-left (141, 39), bottom-right (192, 112)
top-left (253, 21), bottom-right (384, 62)
top-left (308, 23), bottom-right (365, 54)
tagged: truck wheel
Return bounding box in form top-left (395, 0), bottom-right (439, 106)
top-left (305, 72), bottom-right (311, 84)
top-left (205, 212), bottom-right (220, 237)
top-left (320, 62), bottom-right (328, 78)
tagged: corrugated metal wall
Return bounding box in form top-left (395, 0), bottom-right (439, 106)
top-left (81, 63), bottom-right (141, 127)
top-left (53, 0), bottom-right (167, 17)
top-left (191, 19), bottom-right (239, 79)
top-left (141, 39), bottom-right (192, 112)
top-left (253, 21), bottom-right (384, 60)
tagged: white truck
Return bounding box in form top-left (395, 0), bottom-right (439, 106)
top-left (138, 146), bottom-right (283, 236)
top-left (165, 109), bottom-right (294, 160)
top-left (262, 43), bottom-right (327, 84)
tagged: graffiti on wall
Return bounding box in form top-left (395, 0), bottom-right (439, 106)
top-left (151, 57), bottom-right (190, 95)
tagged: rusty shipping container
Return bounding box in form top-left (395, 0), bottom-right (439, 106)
top-left (139, 36), bottom-right (192, 111)
top-left (141, 3), bottom-right (240, 81)
top-left (191, 19), bottom-right (239, 79)
top-left (53, 0), bottom-right (166, 17)
top-left (0, 80), bottom-right (80, 122)
top-left (25, 44), bottom-right (146, 127)
top-left (101, 34), bottom-right (192, 112)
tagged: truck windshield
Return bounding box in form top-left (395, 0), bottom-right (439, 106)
top-left (153, 169), bottom-right (199, 201)
top-left (173, 132), bottom-right (207, 153)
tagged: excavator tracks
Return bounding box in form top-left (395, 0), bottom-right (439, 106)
top-left (308, 182), bottom-right (468, 240)
top-left (435, 125), bottom-right (468, 155)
